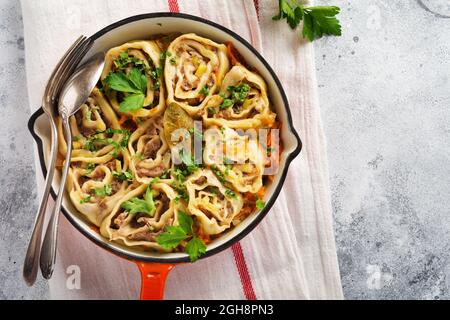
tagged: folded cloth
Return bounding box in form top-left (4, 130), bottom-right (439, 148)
top-left (21, 0), bottom-right (343, 299)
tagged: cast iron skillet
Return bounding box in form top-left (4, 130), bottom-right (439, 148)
top-left (28, 12), bottom-right (302, 299)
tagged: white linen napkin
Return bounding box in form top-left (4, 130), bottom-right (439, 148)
top-left (21, 0), bottom-right (343, 299)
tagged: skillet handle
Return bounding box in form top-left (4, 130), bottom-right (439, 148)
top-left (136, 262), bottom-right (174, 300)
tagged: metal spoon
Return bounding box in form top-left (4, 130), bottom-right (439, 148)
top-left (39, 52), bottom-right (105, 279)
top-left (23, 36), bottom-right (93, 287)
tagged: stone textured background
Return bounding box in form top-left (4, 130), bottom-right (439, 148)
top-left (1, 0), bottom-right (449, 299)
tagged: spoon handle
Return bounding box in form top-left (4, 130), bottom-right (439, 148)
top-left (23, 113), bottom-right (58, 286)
top-left (39, 114), bottom-right (72, 279)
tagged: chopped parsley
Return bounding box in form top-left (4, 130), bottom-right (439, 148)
top-left (225, 189), bottom-right (237, 198)
top-left (85, 110), bottom-right (92, 121)
top-left (256, 199), bottom-right (265, 210)
top-left (80, 195), bottom-right (91, 204)
top-left (220, 83), bottom-right (251, 110)
top-left (227, 84), bottom-right (250, 103)
top-left (85, 163), bottom-right (96, 175)
top-left (211, 165), bottom-right (226, 184)
top-left (112, 170), bottom-right (133, 181)
top-left (207, 106), bottom-right (217, 115)
top-left (84, 129), bottom-right (131, 154)
top-left (134, 152), bottom-right (145, 161)
top-left (220, 98), bottom-right (233, 110)
top-left (94, 185), bottom-right (112, 197)
top-left (199, 86), bottom-right (209, 96)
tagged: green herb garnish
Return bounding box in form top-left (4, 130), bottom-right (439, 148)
top-left (179, 149), bottom-right (199, 174)
top-left (220, 98), bottom-right (233, 110)
top-left (199, 86), bottom-right (209, 96)
top-left (85, 163), bottom-right (96, 175)
top-left (272, 0), bottom-right (342, 42)
top-left (94, 185), bottom-right (112, 197)
top-left (211, 165), bottom-right (226, 184)
top-left (121, 185), bottom-right (156, 216)
top-left (103, 67), bottom-right (147, 112)
top-left (85, 110), bottom-right (92, 121)
top-left (112, 170), bottom-right (133, 181)
top-left (207, 106), bottom-right (217, 115)
top-left (156, 211), bottom-right (207, 262)
top-left (80, 195), bottom-right (91, 204)
top-left (256, 199), bottom-right (265, 210)
top-left (225, 189), bottom-right (237, 198)
top-left (227, 84), bottom-right (250, 103)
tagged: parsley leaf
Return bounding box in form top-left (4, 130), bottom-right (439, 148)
top-left (121, 186), bottom-right (156, 216)
top-left (156, 226), bottom-right (189, 249)
top-left (104, 66), bottom-right (148, 112)
top-left (104, 72), bottom-right (141, 94)
top-left (178, 211), bottom-right (193, 234)
top-left (185, 236), bottom-right (207, 262)
top-left (128, 67), bottom-right (147, 93)
top-left (155, 211), bottom-right (207, 262)
top-left (119, 93), bottom-right (145, 112)
top-left (302, 6), bottom-right (342, 41)
top-left (94, 185), bottom-right (112, 197)
top-left (273, 0), bottom-right (342, 42)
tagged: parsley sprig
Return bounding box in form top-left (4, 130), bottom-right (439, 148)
top-left (121, 185), bottom-right (156, 216)
top-left (156, 211), bottom-right (207, 262)
top-left (103, 51), bottom-right (163, 113)
top-left (273, 0), bottom-right (342, 42)
top-left (104, 68), bottom-right (147, 112)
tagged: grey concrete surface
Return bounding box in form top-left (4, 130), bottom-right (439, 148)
top-left (0, 0), bottom-right (449, 299)
top-left (0, 0), bottom-right (48, 299)
top-left (315, 0), bottom-right (450, 299)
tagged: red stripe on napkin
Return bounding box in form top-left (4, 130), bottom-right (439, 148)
top-left (168, 0), bottom-right (257, 300)
top-left (232, 243), bottom-right (257, 300)
top-left (253, 0), bottom-right (260, 20)
top-left (168, 0), bottom-right (180, 13)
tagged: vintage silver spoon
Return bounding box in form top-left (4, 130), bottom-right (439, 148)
top-left (39, 52), bottom-right (105, 279)
top-left (23, 36), bottom-right (93, 287)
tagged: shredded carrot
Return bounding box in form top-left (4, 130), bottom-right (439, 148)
top-left (256, 186), bottom-right (266, 199)
top-left (197, 227), bottom-right (211, 244)
top-left (118, 115), bottom-right (129, 125)
top-left (118, 115), bottom-right (138, 131)
top-left (89, 225), bottom-right (100, 234)
top-left (226, 41), bottom-right (240, 66)
top-left (266, 121), bottom-right (283, 165)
